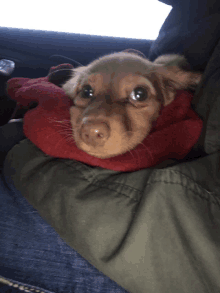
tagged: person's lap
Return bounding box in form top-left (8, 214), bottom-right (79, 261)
top-left (0, 121), bottom-right (127, 293)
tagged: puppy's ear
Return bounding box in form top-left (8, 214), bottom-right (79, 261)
top-left (48, 64), bottom-right (74, 87)
top-left (62, 66), bottom-right (86, 99)
top-left (153, 54), bottom-right (202, 106)
top-left (122, 48), bottom-right (146, 59)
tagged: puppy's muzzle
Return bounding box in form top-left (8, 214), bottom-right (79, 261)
top-left (80, 118), bottom-right (110, 147)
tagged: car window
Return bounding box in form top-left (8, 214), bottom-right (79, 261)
top-left (0, 0), bottom-right (171, 40)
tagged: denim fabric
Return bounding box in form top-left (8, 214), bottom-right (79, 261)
top-left (0, 276), bottom-right (54, 293)
top-left (0, 122), bottom-right (128, 293)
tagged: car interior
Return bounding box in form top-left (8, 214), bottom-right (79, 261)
top-left (0, 26), bottom-right (153, 126)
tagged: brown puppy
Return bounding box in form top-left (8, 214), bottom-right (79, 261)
top-left (62, 52), bottom-right (201, 159)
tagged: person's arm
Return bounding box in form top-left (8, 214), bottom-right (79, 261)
top-left (4, 137), bottom-right (220, 293)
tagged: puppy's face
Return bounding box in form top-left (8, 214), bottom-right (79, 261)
top-left (62, 52), bottom-right (201, 158)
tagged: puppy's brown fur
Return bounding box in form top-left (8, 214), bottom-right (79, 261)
top-left (62, 52), bottom-right (201, 159)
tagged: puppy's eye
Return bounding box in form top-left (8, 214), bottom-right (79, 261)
top-left (81, 85), bottom-right (94, 99)
top-left (130, 87), bottom-right (148, 102)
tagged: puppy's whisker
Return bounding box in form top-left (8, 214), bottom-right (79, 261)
top-left (53, 134), bottom-right (74, 149)
top-left (56, 130), bottom-right (71, 135)
top-left (134, 149), bottom-right (142, 170)
top-left (47, 118), bottom-right (72, 134)
top-left (56, 130), bottom-right (74, 140)
top-left (44, 112), bottom-right (75, 148)
top-left (48, 117), bottom-right (71, 125)
top-left (57, 132), bottom-right (73, 139)
top-left (138, 142), bottom-right (154, 161)
top-left (128, 150), bottom-right (135, 160)
top-left (45, 125), bottom-right (73, 141)
top-left (138, 142), bottom-right (149, 152)
top-left (55, 122), bottom-right (71, 127)
top-left (126, 149), bottom-right (141, 171)
top-left (55, 125), bottom-right (72, 131)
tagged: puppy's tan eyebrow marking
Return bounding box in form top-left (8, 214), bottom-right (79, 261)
top-left (87, 74), bottom-right (98, 83)
top-left (85, 73), bottom-right (104, 92)
top-left (118, 74), bottom-right (156, 97)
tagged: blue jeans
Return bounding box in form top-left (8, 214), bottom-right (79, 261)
top-left (0, 121), bottom-right (128, 293)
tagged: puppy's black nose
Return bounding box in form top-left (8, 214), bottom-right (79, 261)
top-left (80, 119), bottom-right (110, 147)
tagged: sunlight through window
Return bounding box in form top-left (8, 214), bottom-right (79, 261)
top-left (0, 0), bottom-right (171, 39)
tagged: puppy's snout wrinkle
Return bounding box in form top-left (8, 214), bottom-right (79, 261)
top-left (80, 118), bottom-right (110, 147)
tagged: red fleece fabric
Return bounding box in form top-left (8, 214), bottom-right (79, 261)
top-left (7, 65), bottom-right (203, 172)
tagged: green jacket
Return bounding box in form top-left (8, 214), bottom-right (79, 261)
top-left (4, 1), bottom-right (220, 292)
top-left (4, 58), bottom-right (220, 293)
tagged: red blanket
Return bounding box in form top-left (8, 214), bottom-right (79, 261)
top-left (7, 64), bottom-right (203, 172)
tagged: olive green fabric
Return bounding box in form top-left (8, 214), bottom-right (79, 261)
top-left (4, 136), bottom-right (220, 292)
